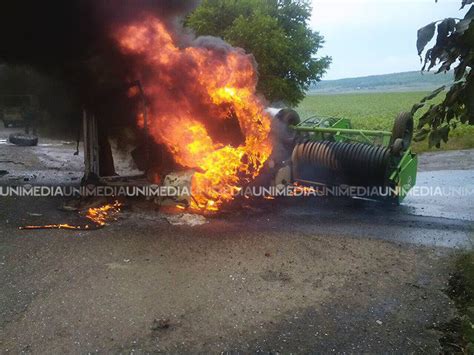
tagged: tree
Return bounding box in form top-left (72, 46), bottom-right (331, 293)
top-left (186, 0), bottom-right (331, 106)
top-left (413, 0), bottom-right (474, 148)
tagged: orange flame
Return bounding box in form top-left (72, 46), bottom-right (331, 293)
top-left (117, 17), bottom-right (272, 211)
top-left (19, 201), bottom-right (122, 230)
top-left (85, 200), bottom-right (122, 226)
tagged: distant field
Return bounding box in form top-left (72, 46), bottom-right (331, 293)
top-left (297, 91), bottom-right (474, 153)
top-left (310, 71), bottom-right (454, 94)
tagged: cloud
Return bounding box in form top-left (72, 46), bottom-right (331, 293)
top-left (310, 0), bottom-right (468, 79)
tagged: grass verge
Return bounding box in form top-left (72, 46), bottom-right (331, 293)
top-left (297, 92), bottom-right (474, 153)
top-left (440, 252), bottom-right (474, 353)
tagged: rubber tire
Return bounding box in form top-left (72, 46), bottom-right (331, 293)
top-left (391, 138), bottom-right (404, 156)
top-left (391, 112), bottom-right (413, 149)
top-left (8, 133), bottom-right (38, 146)
top-left (275, 109), bottom-right (301, 126)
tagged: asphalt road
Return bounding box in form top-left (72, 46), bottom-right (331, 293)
top-left (0, 126), bottom-right (473, 353)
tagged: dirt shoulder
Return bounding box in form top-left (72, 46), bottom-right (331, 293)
top-left (0, 196), bottom-right (461, 353)
top-left (0, 134), bottom-right (472, 352)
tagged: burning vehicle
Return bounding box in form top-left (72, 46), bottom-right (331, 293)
top-left (0, 1), bottom-right (418, 215)
top-left (77, 14), bottom-right (418, 211)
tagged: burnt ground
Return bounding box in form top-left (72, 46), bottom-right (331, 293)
top-left (0, 125), bottom-right (473, 353)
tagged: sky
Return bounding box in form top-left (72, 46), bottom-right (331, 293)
top-left (310, 0), bottom-right (469, 80)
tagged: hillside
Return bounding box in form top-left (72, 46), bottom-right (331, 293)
top-left (310, 71), bottom-right (454, 94)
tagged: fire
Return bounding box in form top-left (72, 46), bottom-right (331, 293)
top-left (85, 200), bottom-right (122, 226)
top-left (19, 201), bottom-right (122, 230)
top-left (117, 17), bottom-right (272, 211)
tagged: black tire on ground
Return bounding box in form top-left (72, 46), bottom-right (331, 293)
top-left (390, 111), bottom-right (414, 150)
top-left (8, 133), bottom-right (38, 146)
top-left (275, 108), bottom-right (301, 126)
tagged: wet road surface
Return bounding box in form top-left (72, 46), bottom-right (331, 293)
top-left (0, 126), bottom-right (473, 353)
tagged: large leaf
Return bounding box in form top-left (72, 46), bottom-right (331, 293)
top-left (436, 18), bottom-right (456, 48)
top-left (414, 128), bottom-right (430, 142)
top-left (415, 1), bottom-right (474, 149)
top-left (438, 125), bottom-right (450, 143)
top-left (428, 129), bottom-right (441, 148)
top-left (454, 62), bottom-right (467, 81)
top-left (466, 80), bottom-right (474, 118)
top-left (465, 4), bottom-right (474, 19)
top-left (411, 102), bottom-right (425, 115)
top-left (461, 0), bottom-right (473, 9)
top-left (417, 22), bottom-right (436, 55)
top-left (456, 7), bottom-right (474, 33)
top-left (436, 18), bottom-right (455, 45)
top-left (421, 85), bottom-right (446, 103)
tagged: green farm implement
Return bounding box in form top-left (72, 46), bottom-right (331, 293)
top-left (271, 109), bottom-right (418, 204)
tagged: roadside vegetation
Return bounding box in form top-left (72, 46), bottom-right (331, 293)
top-left (443, 252), bottom-right (474, 353)
top-left (186, 0), bottom-right (330, 106)
top-left (414, 1), bottom-right (473, 148)
top-left (298, 91), bottom-right (474, 153)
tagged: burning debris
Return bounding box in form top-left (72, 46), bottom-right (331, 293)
top-left (0, 1), bottom-right (278, 214)
top-left (117, 17), bottom-right (273, 212)
top-left (165, 213), bottom-right (208, 227)
top-left (19, 200), bottom-right (122, 230)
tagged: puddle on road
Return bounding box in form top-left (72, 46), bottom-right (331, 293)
top-left (403, 169), bottom-right (474, 222)
top-left (0, 139), bottom-right (73, 147)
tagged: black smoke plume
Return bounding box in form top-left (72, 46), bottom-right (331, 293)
top-left (0, 0), bottom-right (200, 127)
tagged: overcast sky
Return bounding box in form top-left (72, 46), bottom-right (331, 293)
top-left (310, 0), bottom-right (469, 80)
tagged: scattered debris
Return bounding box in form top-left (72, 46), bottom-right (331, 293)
top-left (261, 270), bottom-right (292, 282)
top-left (157, 171), bottom-right (194, 206)
top-left (19, 200), bottom-right (122, 230)
top-left (0, 170), bottom-right (8, 177)
top-left (165, 213), bottom-right (207, 227)
top-left (27, 212), bottom-right (42, 217)
top-left (376, 320), bottom-right (383, 325)
top-left (60, 197), bottom-right (108, 212)
top-left (151, 318), bottom-right (170, 331)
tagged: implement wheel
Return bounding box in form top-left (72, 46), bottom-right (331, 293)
top-left (275, 109), bottom-right (300, 126)
top-left (390, 112), bottom-right (413, 150)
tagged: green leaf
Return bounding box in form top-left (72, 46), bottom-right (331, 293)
top-left (428, 129), bottom-right (440, 148)
top-left (186, 0), bottom-right (331, 105)
top-left (454, 62), bottom-right (467, 81)
top-left (421, 85), bottom-right (445, 103)
top-left (465, 5), bottom-right (474, 19)
top-left (438, 125), bottom-right (450, 143)
top-left (414, 128), bottom-right (430, 142)
top-left (456, 18), bottom-right (473, 34)
top-left (461, 0), bottom-right (473, 9)
top-left (411, 102), bottom-right (425, 115)
top-left (417, 22), bottom-right (436, 55)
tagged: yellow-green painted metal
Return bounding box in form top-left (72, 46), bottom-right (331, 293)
top-left (389, 149), bottom-right (418, 203)
top-left (289, 114), bottom-right (418, 203)
top-left (290, 117), bottom-right (392, 146)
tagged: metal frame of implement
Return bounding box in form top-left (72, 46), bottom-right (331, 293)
top-left (289, 115), bottom-right (418, 203)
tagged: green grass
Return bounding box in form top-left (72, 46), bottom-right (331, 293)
top-left (443, 252), bottom-right (474, 352)
top-left (297, 91), bottom-right (474, 153)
